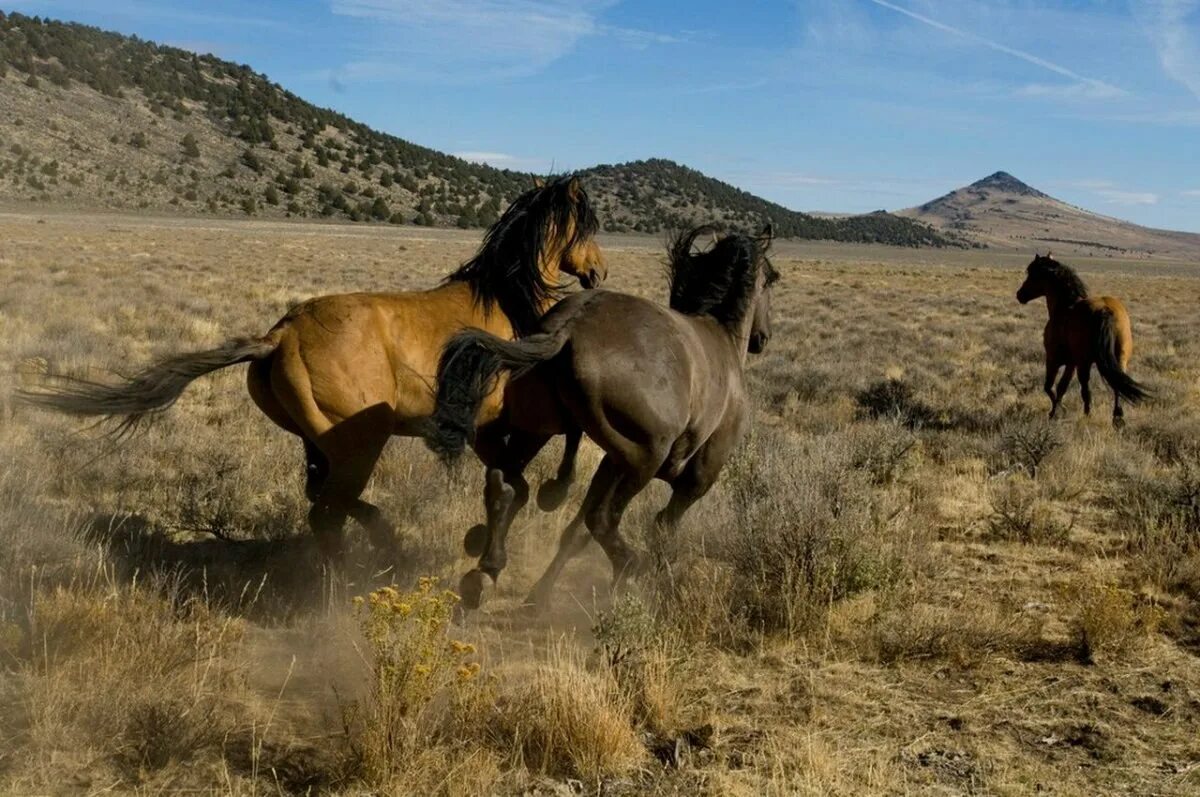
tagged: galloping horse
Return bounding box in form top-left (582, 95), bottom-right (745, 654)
top-left (1017, 253), bottom-right (1148, 427)
top-left (428, 224), bottom-right (778, 609)
top-left (20, 176), bottom-right (606, 556)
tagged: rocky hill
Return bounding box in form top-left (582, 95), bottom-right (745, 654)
top-left (0, 11), bottom-right (958, 246)
top-left (900, 171), bottom-right (1200, 258)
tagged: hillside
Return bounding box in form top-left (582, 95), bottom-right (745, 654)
top-left (0, 12), bottom-right (958, 247)
top-left (900, 171), bottom-right (1200, 259)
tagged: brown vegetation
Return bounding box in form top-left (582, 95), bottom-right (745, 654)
top-left (1, 212), bottom-right (1198, 794)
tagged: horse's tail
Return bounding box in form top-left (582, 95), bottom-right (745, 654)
top-left (427, 327), bottom-right (569, 463)
top-left (1095, 310), bottom-right (1149, 404)
top-left (18, 335), bottom-right (279, 434)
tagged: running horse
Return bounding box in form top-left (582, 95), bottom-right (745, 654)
top-left (428, 224), bottom-right (779, 609)
top-left (1016, 252), bottom-right (1149, 427)
top-left (20, 176), bottom-right (606, 556)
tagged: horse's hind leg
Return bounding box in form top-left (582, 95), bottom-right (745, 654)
top-left (526, 455), bottom-right (621, 608)
top-left (587, 456), bottom-right (661, 587)
top-left (459, 430), bottom-right (550, 609)
top-left (303, 438), bottom-right (329, 502)
top-left (1078, 362), bottom-right (1093, 416)
top-left (537, 427), bottom-right (582, 511)
top-left (309, 406), bottom-right (396, 560)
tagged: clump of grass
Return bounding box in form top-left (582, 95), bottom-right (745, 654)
top-left (592, 593), bottom-right (696, 737)
top-left (13, 575), bottom-right (250, 787)
top-left (492, 644), bottom-right (645, 782)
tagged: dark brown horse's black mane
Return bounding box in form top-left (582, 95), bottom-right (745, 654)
top-left (1031, 255), bottom-right (1089, 301)
top-left (667, 226), bottom-right (777, 330)
top-left (447, 175), bottom-right (598, 336)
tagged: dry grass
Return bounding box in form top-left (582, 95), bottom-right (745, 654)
top-left (2, 210), bottom-right (1200, 794)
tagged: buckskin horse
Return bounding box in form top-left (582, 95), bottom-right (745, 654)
top-left (1016, 252), bottom-right (1148, 427)
top-left (428, 224), bottom-right (778, 609)
top-left (20, 175), bottom-right (606, 556)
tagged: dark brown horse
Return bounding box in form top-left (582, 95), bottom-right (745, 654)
top-left (428, 225), bottom-right (779, 609)
top-left (1017, 253), bottom-right (1148, 427)
top-left (20, 176), bottom-right (605, 556)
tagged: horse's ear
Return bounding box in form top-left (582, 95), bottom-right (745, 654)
top-left (757, 222), bottom-right (774, 252)
top-left (1045, 250), bottom-right (1052, 259)
top-left (566, 175), bottom-right (582, 199)
top-left (532, 176), bottom-right (546, 189)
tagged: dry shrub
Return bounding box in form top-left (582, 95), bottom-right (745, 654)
top-left (718, 427), bottom-right (912, 638)
top-left (986, 473), bottom-right (1069, 545)
top-left (493, 645), bottom-right (645, 782)
top-left (1063, 577), bottom-right (1161, 664)
top-left (854, 377), bottom-right (937, 428)
top-left (993, 413), bottom-right (1062, 478)
top-left (1118, 459), bottom-right (1200, 598)
top-left (345, 578), bottom-right (488, 791)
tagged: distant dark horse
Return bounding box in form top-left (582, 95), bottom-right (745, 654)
top-left (1017, 253), bottom-right (1148, 427)
top-left (428, 225), bottom-right (779, 609)
top-left (20, 176), bottom-right (606, 557)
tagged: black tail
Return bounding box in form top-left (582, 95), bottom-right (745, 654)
top-left (1095, 312), bottom-right (1149, 404)
top-left (17, 336), bottom-right (277, 435)
top-left (427, 328), bottom-right (568, 463)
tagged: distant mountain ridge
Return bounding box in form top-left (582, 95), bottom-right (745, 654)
top-left (0, 11), bottom-right (958, 247)
top-left (901, 171), bottom-right (1200, 259)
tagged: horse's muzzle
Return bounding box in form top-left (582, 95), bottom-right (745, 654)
top-left (1016, 289), bottom-right (1030, 304)
top-left (578, 269), bottom-right (601, 289)
top-left (749, 332), bottom-right (768, 354)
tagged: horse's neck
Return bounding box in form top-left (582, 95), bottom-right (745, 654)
top-left (1044, 291), bottom-right (1080, 319)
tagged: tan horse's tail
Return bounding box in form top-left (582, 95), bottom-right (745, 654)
top-left (1095, 311), bottom-right (1149, 404)
top-left (18, 336), bottom-right (279, 434)
top-left (427, 327), bottom-right (569, 463)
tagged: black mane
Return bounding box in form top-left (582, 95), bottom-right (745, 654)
top-left (1032, 255), bottom-right (1089, 301)
top-left (446, 175), bottom-right (598, 336)
top-left (667, 226), bottom-right (775, 329)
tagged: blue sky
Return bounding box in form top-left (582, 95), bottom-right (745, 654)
top-left (6, 1), bottom-right (1200, 231)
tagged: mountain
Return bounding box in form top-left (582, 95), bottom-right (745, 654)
top-left (0, 12), bottom-right (959, 247)
top-left (900, 171), bottom-right (1200, 258)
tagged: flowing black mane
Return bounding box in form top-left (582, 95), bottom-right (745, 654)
top-left (667, 226), bottom-right (776, 329)
top-left (446, 175), bottom-right (598, 336)
top-left (1032, 255), bottom-right (1089, 301)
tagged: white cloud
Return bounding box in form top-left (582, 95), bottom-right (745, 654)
top-left (327, 1), bottom-right (681, 82)
top-left (1016, 82), bottom-right (1125, 101)
top-left (1132, 0), bottom-right (1200, 102)
top-left (866, 0), bottom-right (1126, 100)
top-left (1182, 189), bottom-right (1200, 197)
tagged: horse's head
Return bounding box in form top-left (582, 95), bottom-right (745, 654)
top-left (748, 223), bottom-right (779, 354)
top-left (541, 175), bottom-right (606, 290)
top-left (1017, 253), bottom-right (1065, 303)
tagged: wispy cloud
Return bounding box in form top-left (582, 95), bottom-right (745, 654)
top-left (1132, 0), bottom-right (1200, 102)
top-left (1095, 189), bottom-right (1159, 206)
top-left (452, 151), bottom-right (517, 165)
top-left (1182, 189), bottom-right (1200, 197)
top-left (866, 0), bottom-right (1126, 99)
top-left (327, 0), bottom-right (682, 83)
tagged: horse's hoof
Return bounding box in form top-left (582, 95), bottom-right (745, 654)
top-left (536, 479), bottom-right (569, 512)
top-left (458, 569), bottom-right (492, 611)
top-left (463, 524), bottom-right (488, 557)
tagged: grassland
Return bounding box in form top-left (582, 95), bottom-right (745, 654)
top-left (1, 210), bottom-right (1198, 795)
